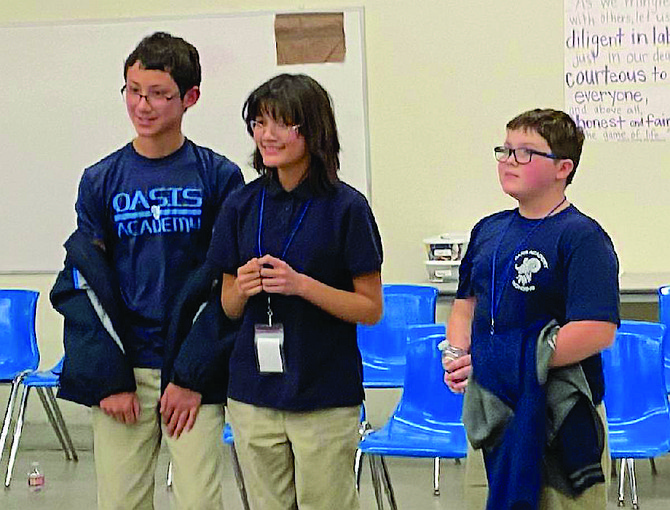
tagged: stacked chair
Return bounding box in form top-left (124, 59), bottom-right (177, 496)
top-left (658, 285), bottom-right (670, 394)
top-left (357, 323), bottom-right (468, 510)
top-left (356, 284), bottom-right (447, 495)
top-left (602, 320), bottom-right (670, 509)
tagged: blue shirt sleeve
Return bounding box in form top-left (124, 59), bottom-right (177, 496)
top-left (207, 197), bottom-right (240, 275)
top-left (212, 159), bottom-right (244, 212)
top-left (75, 169), bottom-right (106, 244)
top-left (343, 194), bottom-right (383, 277)
top-left (565, 228), bottom-right (620, 325)
top-left (456, 220), bottom-right (484, 299)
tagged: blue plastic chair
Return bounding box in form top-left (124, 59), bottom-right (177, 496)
top-left (0, 290), bottom-right (40, 471)
top-left (357, 323), bottom-right (468, 510)
top-left (358, 284), bottom-right (438, 388)
top-left (602, 320), bottom-right (670, 509)
top-left (3, 357), bottom-right (78, 487)
top-left (658, 285), bottom-right (670, 393)
top-left (356, 284), bottom-right (441, 494)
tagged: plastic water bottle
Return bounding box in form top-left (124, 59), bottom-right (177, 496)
top-left (437, 339), bottom-right (467, 371)
top-left (27, 462), bottom-right (45, 492)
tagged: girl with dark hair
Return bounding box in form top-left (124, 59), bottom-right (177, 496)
top-left (208, 73), bottom-right (383, 509)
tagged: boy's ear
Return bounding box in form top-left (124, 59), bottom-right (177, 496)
top-left (182, 86), bottom-right (200, 110)
top-left (556, 159), bottom-right (574, 182)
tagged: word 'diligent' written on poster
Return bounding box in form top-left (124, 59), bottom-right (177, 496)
top-left (564, 0), bottom-right (670, 141)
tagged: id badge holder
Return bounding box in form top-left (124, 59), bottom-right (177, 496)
top-left (254, 296), bottom-right (285, 373)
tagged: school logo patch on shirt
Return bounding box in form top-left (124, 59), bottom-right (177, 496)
top-left (111, 187), bottom-right (203, 238)
top-left (512, 250), bottom-right (548, 292)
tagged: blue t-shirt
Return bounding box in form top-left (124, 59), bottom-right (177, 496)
top-left (456, 205), bottom-right (620, 403)
top-left (207, 175), bottom-right (383, 411)
top-left (76, 139), bottom-right (243, 368)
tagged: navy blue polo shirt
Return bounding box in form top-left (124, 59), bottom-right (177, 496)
top-left (456, 205), bottom-right (620, 403)
top-left (208, 175), bottom-right (383, 411)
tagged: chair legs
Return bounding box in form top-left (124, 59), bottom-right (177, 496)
top-left (355, 449), bottom-right (364, 491)
top-left (433, 457), bottom-right (440, 495)
top-left (366, 455), bottom-right (398, 510)
top-left (229, 443), bottom-right (251, 510)
top-left (35, 388), bottom-right (71, 461)
top-left (368, 455), bottom-right (385, 510)
top-left (5, 384), bottom-right (31, 487)
top-left (617, 458), bottom-right (640, 509)
top-left (626, 459), bottom-right (639, 510)
top-left (166, 459), bottom-right (173, 489)
top-left (378, 456), bottom-right (398, 510)
top-left (3, 384), bottom-right (78, 487)
top-left (649, 457), bottom-right (657, 475)
top-left (0, 378), bottom-right (22, 467)
top-left (44, 387), bottom-right (78, 461)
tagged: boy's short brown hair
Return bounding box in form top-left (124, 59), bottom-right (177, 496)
top-left (507, 109), bottom-right (585, 185)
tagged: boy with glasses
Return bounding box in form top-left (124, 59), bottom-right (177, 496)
top-left (58, 32), bottom-right (243, 509)
top-left (443, 109), bottom-right (619, 509)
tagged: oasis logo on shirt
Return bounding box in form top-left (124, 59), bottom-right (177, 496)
top-left (112, 187), bottom-right (203, 238)
top-left (512, 250), bottom-right (549, 292)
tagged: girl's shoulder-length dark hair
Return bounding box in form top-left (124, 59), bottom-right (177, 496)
top-left (242, 73), bottom-right (340, 195)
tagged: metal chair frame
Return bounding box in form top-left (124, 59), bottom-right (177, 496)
top-left (3, 360), bottom-right (78, 487)
top-left (0, 290), bottom-right (40, 474)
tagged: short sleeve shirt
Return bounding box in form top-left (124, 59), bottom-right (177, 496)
top-left (456, 205), bottom-right (620, 402)
top-left (75, 139), bottom-right (243, 367)
top-left (207, 176), bottom-right (383, 411)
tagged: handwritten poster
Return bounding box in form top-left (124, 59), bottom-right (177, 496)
top-left (564, 0), bottom-right (670, 141)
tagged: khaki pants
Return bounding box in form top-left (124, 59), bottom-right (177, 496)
top-left (465, 404), bottom-right (610, 510)
top-left (227, 398), bottom-right (361, 510)
top-left (92, 368), bottom-right (226, 510)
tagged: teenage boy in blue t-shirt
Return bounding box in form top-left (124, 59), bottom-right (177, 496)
top-left (444, 109), bottom-right (619, 510)
top-left (72, 32), bottom-right (243, 509)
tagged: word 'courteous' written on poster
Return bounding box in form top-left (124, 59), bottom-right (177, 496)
top-left (565, 0), bottom-right (670, 141)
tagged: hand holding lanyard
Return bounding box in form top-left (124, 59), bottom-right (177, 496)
top-left (254, 187), bottom-right (311, 373)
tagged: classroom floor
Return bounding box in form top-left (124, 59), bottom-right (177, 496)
top-left (2, 442), bottom-right (670, 510)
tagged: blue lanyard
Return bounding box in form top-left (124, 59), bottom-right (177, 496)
top-left (257, 187), bottom-right (311, 259)
top-left (489, 197), bottom-right (566, 336)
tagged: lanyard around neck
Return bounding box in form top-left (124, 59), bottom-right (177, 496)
top-left (256, 186), bottom-right (311, 259)
top-left (489, 197), bottom-right (567, 336)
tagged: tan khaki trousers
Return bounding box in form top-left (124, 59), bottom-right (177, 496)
top-left (465, 404), bottom-right (610, 510)
top-left (227, 398), bottom-right (361, 510)
top-left (92, 368), bottom-right (226, 510)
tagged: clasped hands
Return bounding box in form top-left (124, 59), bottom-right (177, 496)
top-left (236, 254), bottom-right (302, 297)
top-left (99, 382), bottom-right (202, 439)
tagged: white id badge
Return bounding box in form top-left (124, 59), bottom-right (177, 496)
top-left (254, 324), bottom-right (285, 373)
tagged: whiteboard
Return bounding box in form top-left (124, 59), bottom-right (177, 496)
top-left (0, 9), bottom-right (370, 272)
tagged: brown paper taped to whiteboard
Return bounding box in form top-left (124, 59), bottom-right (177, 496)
top-left (275, 13), bottom-right (345, 65)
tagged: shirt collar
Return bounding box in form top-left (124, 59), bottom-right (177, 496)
top-left (264, 172), bottom-right (314, 200)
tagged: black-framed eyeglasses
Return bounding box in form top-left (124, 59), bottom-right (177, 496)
top-left (121, 84), bottom-right (179, 106)
top-left (493, 146), bottom-right (560, 165)
top-left (249, 119), bottom-right (300, 138)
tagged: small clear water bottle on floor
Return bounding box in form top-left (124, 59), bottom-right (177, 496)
top-left (27, 462), bottom-right (45, 492)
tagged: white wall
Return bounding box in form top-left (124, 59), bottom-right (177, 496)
top-left (1, 0), bottom-right (668, 426)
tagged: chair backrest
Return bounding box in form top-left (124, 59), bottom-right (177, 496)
top-left (358, 284), bottom-right (438, 363)
top-left (659, 286), bottom-right (670, 392)
top-left (0, 289), bottom-right (40, 380)
top-left (393, 323), bottom-right (465, 428)
top-left (602, 320), bottom-right (668, 424)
